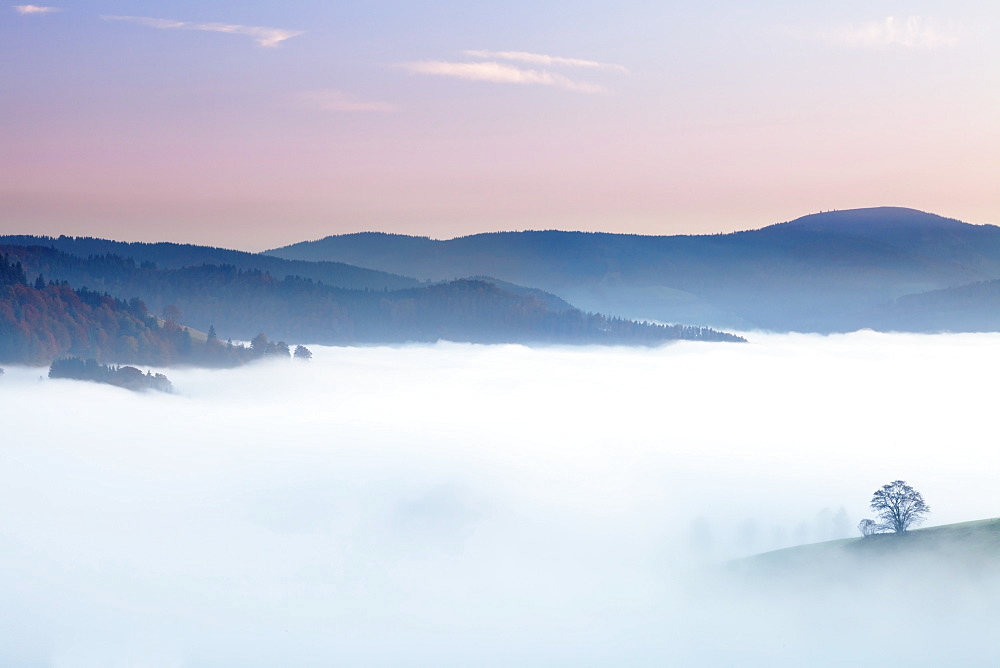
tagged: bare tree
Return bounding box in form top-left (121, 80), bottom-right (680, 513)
top-left (870, 480), bottom-right (930, 533)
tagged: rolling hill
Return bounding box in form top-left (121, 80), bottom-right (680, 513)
top-left (0, 234), bottom-right (420, 292)
top-left (732, 518), bottom-right (1000, 582)
top-left (266, 207), bottom-right (1000, 332)
top-left (0, 246), bottom-right (743, 355)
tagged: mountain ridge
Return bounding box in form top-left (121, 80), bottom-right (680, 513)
top-left (265, 207), bottom-right (1000, 332)
top-left (0, 245), bottom-right (743, 359)
top-left (0, 234), bottom-right (421, 292)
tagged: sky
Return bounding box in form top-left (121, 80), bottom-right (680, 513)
top-left (3, 333), bottom-right (1000, 664)
top-left (3, 1), bottom-right (999, 250)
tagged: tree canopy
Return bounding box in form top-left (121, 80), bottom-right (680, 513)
top-left (869, 480), bottom-right (930, 534)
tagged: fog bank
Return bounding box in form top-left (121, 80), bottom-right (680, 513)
top-left (2, 332), bottom-right (998, 665)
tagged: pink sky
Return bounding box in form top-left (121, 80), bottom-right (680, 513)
top-left (3, 2), bottom-right (998, 250)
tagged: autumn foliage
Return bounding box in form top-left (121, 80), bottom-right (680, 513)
top-left (0, 252), bottom-right (289, 367)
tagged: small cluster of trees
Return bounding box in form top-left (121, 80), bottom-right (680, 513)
top-left (249, 332), bottom-right (290, 358)
top-left (49, 357), bottom-right (174, 393)
top-left (858, 480), bottom-right (930, 536)
top-left (245, 333), bottom-right (312, 361)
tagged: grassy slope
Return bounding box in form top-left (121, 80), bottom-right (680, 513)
top-left (732, 518), bottom-right (1000, 582)
top-left (711, 518), bottom-right (1000, 666)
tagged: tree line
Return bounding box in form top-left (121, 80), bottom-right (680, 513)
top-left (49, 357), bottom-right (175, 393)
top-left (1, 247), bottom-right (746, 346)
top-left (1, 252), bottom-right (297, 367)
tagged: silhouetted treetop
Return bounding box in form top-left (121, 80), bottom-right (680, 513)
top-left (870, 480), bottom-right (930, 534)
top-left (49, 357), bottom-right (174, 393)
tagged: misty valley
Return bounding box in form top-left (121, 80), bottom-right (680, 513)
top-left (3, 334), bottom-right (1000, 665)
top-left (7, 1), bottom-right (1000, 662)
top-left (3, 208), bottom-right (1000, 665)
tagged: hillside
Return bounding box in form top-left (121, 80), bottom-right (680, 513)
top-left (703, 518), bottom-right (1000, 665)
top-left (0, 247), bottom-right (743, 351)
top-left (864, 279), bottom-right (1000, 332)
top-left (0, 234), bottom-right (420, 292)
top-left (732, 518), bottom-right (1000, 582)
top-left (0, 252), bottom-right (280, 366)
top-left (267, 208), bottom-right (1000, 332)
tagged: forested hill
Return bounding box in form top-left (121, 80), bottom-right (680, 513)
top-left (0, 247), bottom-right (744, 351)
top-left (863, 278), bottom-right (1000, 332)
top-left (266, 208), bottom-right (1000, 333)
top-left (0, 234), bottom-right (418, 292)
top-left (0, 252), bottom-right (286, 366)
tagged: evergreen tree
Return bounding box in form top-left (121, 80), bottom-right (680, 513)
top-left (0, 253), bottom-right (27, 286)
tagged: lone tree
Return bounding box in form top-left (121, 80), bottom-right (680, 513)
top-left (869, 480), bottom-right (930, 533)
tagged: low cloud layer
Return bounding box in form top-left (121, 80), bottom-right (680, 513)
top-left (2, 332), bottom-right (998, 664)
top-left (101, 15), bottom-right (303, 48)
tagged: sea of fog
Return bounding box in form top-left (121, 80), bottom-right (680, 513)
top-left (2, 332), bottom-right (999, 666)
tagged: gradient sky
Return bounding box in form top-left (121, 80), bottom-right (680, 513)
top-left (3, 1), bottom-right (998, 250)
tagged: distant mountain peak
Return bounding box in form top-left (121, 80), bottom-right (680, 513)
top-left (337, 231), bottom-right (432, 241)
top-left (767, 207), bottom-right (970, 234)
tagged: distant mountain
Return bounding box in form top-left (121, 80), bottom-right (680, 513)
top-left (0, 234), bottom-right (419, 292)
top-left (0, 247), bottom-right (743, 352)
top-left (267, 208), bottom-right (1000, 332)
top-left (465, 276), bottom-right (575, 312)
top-left (865, 279), bottom-right (1000, 332)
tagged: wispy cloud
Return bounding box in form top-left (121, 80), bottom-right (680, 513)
top-left (462, 50), bottom-right (628, 73)
top-left (13, 4), bottom-right (60, 14)
top-left (101, 15), bottom-right (303, 48)
top-left (823, 16), bottom-right (960, 49)
top-left (400, 49), bottom-right (628, 94)
top-left (297, 90), bottom-right (396, 113)
top-left (401, 47), bottom-right (634, 95)
top-left (401, 60), bottom-right (607, 94)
